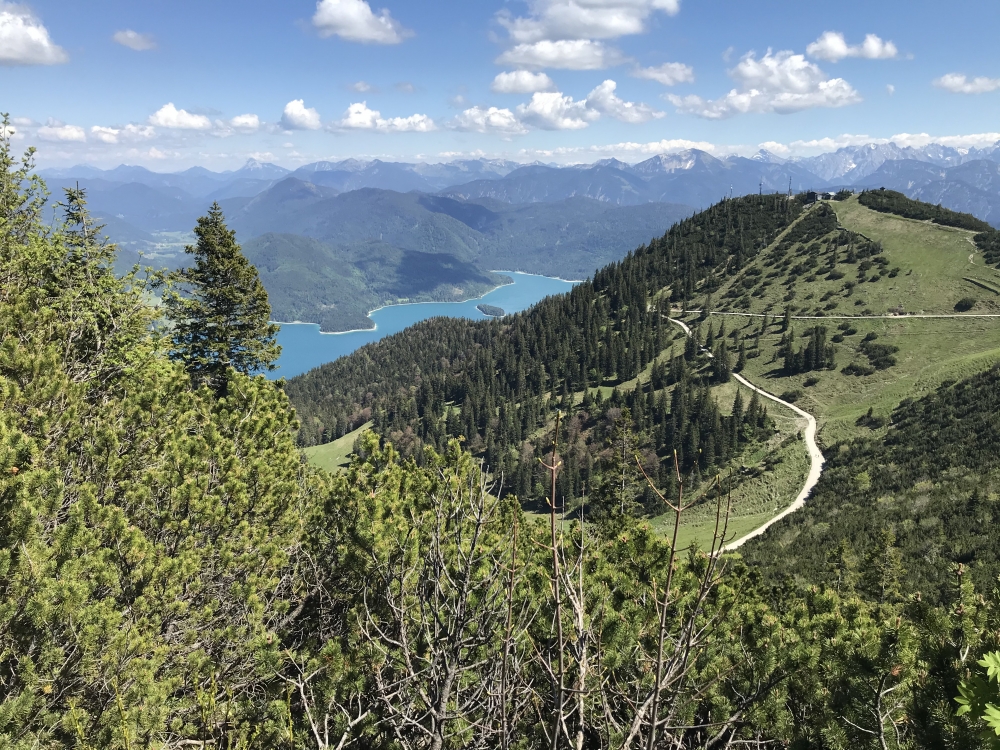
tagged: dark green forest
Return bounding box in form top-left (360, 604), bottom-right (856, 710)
top-left (9, 118), bottom-right (1000, 748)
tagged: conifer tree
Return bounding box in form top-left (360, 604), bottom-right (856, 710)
top-left (735, 340), bottom-right (747, 372)
top-left (591, 407), bottom-right (641, 521)
top-left (165, 203), bottom-right (280, 392)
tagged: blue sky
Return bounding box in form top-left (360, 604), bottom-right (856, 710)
top-left (2, 0), bottom-right (999, 170)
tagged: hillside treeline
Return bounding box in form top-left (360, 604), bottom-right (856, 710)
top-left (858, 188), bottom-right (994, 232)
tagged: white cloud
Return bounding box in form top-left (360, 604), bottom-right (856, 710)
top-left (668, 50), bottom-right (861, 119)
top-left (886, 84), bottom-right (895, 95)
top-left (491, 70), bottom-right (556, 94)
top-left (149, 103), bottom-right (212, 130)
top-left (395, 81), bottom-right (415, 93)
top-left (350, 80), bottom-right (373, 92)
top-left (585, 79), bottom-right (663, 123)
top-left (113, 29), bottom-right (156, 51)
top-left (87, 123), bottom-right (157, 145)
top-left (758, 140), bottom-right (791, 156)
top-left (0, 3), bottom-right (67, 65)
top-left (281, 99), bottom-right (322, 130)
top-left (382, 113), bottom-right (435, 132)
top-left (38, 123), bottom-right (86, 142)
top-left (229, 113), bottom-right (260, 131)
top-left (496, 39), bottom-right (623, 70)
top-left (450, 106), bottom-right (528, 136)
top-left (147, 147), bottom-right (168, 160)
top-left (782, 131), bottom-right (1000, 155)
top-left (888, 131), bottom-right (1000, 150)
top-left (312, 0), bottom-right (411, 44)
top-left (337, 102), bottom-right (436, 132)
top-left (498, 0), bottom-right (681, 44)
top-left (90, 126), bottom-right (119, 144)
top-left (516, 91), bottom-right (599, 130)
top-left (933, 73), bottom-right (1000, 95)
top-left (806, 32), bottom-right (897, 62)
top-left (632, 62), bottom-right (694, 86)
top-left (340, 102), bottom-right (380, 129)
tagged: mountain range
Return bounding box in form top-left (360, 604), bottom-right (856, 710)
top-left (37, 139), bottom-right (1000, 330)
top-left (40, 139), bottom-right (1000, 229)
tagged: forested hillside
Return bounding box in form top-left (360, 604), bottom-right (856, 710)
top-left (14, 119), bottom-right (1000, 747)
top-left (286, 194), bottom-right (800, 507)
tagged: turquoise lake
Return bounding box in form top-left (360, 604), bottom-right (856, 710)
top-left (272, 272), bottom-right (578, 379)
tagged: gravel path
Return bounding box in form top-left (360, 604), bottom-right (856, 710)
top-left (665, 316), bottom-right (825, 551)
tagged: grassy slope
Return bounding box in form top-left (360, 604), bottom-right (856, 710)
top-left (700, 197), bottom-right (1000, 445)
top-left (302, 422), bottom-right (372, 473)
top-left (667, 197), bottom-right (1000, 544)
top-left (711, 196), bottom-right (1000, 318)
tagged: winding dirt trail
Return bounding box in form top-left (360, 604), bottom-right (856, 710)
top-left (665, 317), bottom-right (825, 551)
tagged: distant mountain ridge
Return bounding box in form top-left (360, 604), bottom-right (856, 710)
top-left (40, 138), bottom-right (1000, 230)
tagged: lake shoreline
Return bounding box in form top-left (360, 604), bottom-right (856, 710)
top-left (273, 272), bottom-right (578, 379)
top-left (273, 273), bottom-right (523, 335)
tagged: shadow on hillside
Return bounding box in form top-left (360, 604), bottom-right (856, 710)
top-left (390, 251), bottom-right (495, 297)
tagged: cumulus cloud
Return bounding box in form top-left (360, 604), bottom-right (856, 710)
top-left (312, 0), bottom-right (411, 44)
top-left (281, 99), bottom-right (322, 130)
top-left (90, 126), bottom-right (119, 144)
top-left (585, 79), bottom-right (663, 123)
top-left (452, 79), bottom-right (660, 136)
top-left (496, 39), bottom-right (623, 70)
top-left (806, 32), bottom-right (897, 62)
top-left (757, 140), bottom-right (791, 156)
top-left (450, 106), bottom-right (528, 136)
top-left (350, 80), bottom-right (374, 92)
top-left (149, 103), bottom-right (213, 130)
top-left (668, 49), bottom-right (861, 119)
top-left (0, 3), bottom-right (67, 65)
top-left (229, 113), bottom-right (260, 131)
top-left (113, 29), bottom-right (156, 51)
top-left (88, 123), bottom-right (157, 145)
top-left (491, 70), bottom-right (556, 94)
top-left (395, 81), bottom-right (415, 93)
top-left (337, 102), bottom-right (436, 132)
top-left (933, 73), bottom-right (1000, 95)
top-left (632, 61), bottom-right (694, 86)
top-left (516, 91), bottom-right (599, 130)
top-left (38, 123), bottom-right (86, 142)
top-left (497, 0), bottom-right (681, 44)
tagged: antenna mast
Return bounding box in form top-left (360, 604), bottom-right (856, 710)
top-left (788, 176), bottom-right (792, 197)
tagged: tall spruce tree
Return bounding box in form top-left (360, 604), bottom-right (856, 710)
top-left (165, 203), bottom-right (279, 391)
